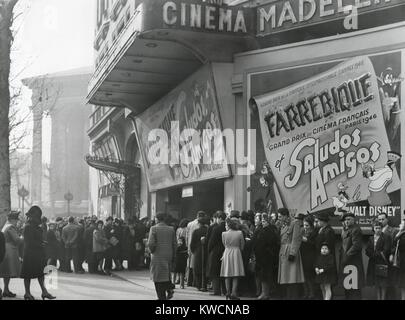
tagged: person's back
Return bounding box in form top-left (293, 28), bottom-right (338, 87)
top-left (151, 224), bottom-right (175, 257)
top-left (223, 230), bottom-right (244, 249)
top-left (62, 223), bottom-right (79, 248)
top-left (93, 229), bottom-right (108, 253)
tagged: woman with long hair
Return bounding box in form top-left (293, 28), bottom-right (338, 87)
top-left (0, 211), bottom-right (23, 298)
top-left (20, 206), bottom-right (56, 300)
top-left (220, 217), bottom-right (245, 300)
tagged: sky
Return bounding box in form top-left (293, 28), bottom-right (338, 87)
top-left (11, 0), bottom-right (96, 162)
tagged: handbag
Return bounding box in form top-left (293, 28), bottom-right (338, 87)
top-left (375, 252), bottom-right (389, 278)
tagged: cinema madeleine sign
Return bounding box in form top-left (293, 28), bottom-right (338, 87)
top-left (146, 0), bottom-right (402, 36)
top-left (257, 0), bottom-right (403, 36)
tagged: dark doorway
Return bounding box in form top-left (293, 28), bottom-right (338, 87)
top-left (167, 180), bottom-right (225, 221)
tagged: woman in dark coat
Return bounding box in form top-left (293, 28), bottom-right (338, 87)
top-left (190, 217), bottom-right (209, 291)
top-left (45, 222), bottom-right (60, 267)
top-left (83, 220), bottom-right (97, 273)
top-left (301, 216), bottom-right (317, 299)
top-left (365, 221), bottom-right (391, 300)
top-left (20, 206), bottom-right (56, 300)
top-left (253, 213), bottom-right (280, 300)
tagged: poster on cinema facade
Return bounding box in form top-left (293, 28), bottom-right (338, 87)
top-left (250, 52), bottom-right (402, 228)
top-left (135, 64), bottom-right (230, 192)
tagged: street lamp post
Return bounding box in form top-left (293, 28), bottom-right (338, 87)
top-left (64, 191), bottom-right (74, 215)
top-left (18, 186), bottom-right (29, 214)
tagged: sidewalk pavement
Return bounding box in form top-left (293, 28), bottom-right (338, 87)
top-left (111, 269), bottom-right (226, 300)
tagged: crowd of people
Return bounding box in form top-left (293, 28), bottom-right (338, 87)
top-left (1, 205), bottom-right (405, 301)
top-left (0, 207), bottom-right (154, 300)
top-left (146, 209), bottom-right (405, 301)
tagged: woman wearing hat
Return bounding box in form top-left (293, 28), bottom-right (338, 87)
top-left (20, 206), bottom-right (56, 300)
top-left (0, 211), bottom-right (23, 298)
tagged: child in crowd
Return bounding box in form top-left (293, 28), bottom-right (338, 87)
top-left (174, 237), bottom-right (188, 289)
top-left (314, 243), bottom-right (337, 300)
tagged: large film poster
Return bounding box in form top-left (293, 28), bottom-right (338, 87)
top-left (250, 53), bottom-right (402, 228)
top-left (135, 64), bottom-right (230, 192)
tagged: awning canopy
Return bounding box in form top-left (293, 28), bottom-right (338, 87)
top-left (85, 155), bottom-right (140, 177)
top-left (87, 0), bottom-right (257, 114)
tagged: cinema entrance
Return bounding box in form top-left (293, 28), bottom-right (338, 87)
top-left (155, 179), bottom-right (225, 221)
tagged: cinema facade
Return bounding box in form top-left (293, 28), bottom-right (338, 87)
top-left (87, 0), bottom-right (405, 227)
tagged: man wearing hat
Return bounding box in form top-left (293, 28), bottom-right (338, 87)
top-left (339, 211), bottom-right (365, 300)
top-left (277, 208), bottom-right (305, 299)
top-left (186, 211), bottom-right (206, 287)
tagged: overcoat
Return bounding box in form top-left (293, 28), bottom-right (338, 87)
top-left (45, 229), bottom-right (59, 261)
top-left (278, 219), bottom-right (305, 284)
top-left (339, 224), bottom-right (365, 289)
top-left (365, 233), bottom-right (391, 287)
top-left (253, 224), bottom-right (280, 284)
top-left (20, 221), bottom-right (47, 279)
top-left (84, 226), bottom-right (96, 260)
top-left (207, 221), bottom-right (225, 278)
top-left (148, 222), bottom-right (176, 283)
top-left (0, 223), bottom-right (23, 278)
top-left (300, 228), bottom-right (317, 281)
top-left (190, 225), bottom-right (208, 276)
top-left (314, 253), bottom-right (337, 285)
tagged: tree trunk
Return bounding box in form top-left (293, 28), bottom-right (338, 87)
top-left (0, 0), bottom-right (19, 228)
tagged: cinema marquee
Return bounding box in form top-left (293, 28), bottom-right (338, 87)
top-left (257, 0), bottom-right (404, 36)
top-left (162, 1), bottom-right (250, 33)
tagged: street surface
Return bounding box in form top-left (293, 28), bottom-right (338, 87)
top-left (1, 270), bottom-right (225, 301)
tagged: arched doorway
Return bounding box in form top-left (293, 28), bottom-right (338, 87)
top-left (124, 135), bottom-right (141, 220)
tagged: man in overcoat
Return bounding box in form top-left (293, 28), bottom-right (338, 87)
top-left (277, 209), bottom-right (305, 300)
top-left (340, 212), bottom-right (365, 300)
top-left (207, 211), bottom-right (226, 296)
top-left (378, 212), bottom-right (399, 299)
top-left (148, 212), bottom-right (177, 300)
